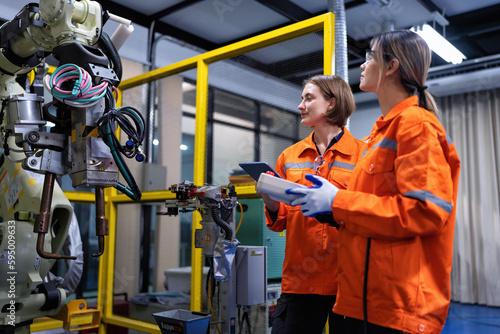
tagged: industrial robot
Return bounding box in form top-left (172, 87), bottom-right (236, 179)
top-left (159, 181), bottom-right (241, 334)
top-left (0, 1), bottom-right (144, 333)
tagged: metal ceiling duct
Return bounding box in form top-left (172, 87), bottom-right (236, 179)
top-left (329, 0), bottom-right (348, 83)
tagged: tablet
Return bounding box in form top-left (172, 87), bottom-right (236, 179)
top-left (256, 173), bottom-right (304, 204)
top-left (239, 162), bottom-right (282, 181)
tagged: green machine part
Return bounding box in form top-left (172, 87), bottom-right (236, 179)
top-left (235, 198), bottom-right (285, 280)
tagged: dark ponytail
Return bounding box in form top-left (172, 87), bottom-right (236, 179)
top-left (372, 30), bottom-right (439, 116)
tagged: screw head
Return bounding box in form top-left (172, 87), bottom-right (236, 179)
top-left (28, 131), bottom-right (40, 142)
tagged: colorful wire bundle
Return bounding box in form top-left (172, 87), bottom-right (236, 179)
top-left (41, 61), bottom-right (143, 201)
top-left (43, 63), bottom-right (110, 106)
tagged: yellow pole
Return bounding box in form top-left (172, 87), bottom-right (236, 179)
top-left (97, 88), bottom-right (123, 333)
top-left (323, 12), bottom-right (335, 334)
top-left (323, 12), bottom-right (335, 75)
top-left (190, 59), bottom-right (209, 311)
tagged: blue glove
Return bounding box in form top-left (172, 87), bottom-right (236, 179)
top-left (286, 174), bottom-right (339, 217)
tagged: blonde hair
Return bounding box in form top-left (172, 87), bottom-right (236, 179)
top-left (371, 30), bottom-right (439, 116)
top-left (303, 74), bottom-right (355, 127)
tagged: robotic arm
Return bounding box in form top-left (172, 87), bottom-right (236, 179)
top-left (160, 181), bottom-right (238, 253)
top-left (159, 181), bottom-right (240, 334)
top-left (0, 0), bottom-right (102, 91)
top-left (0, 0), bottom-right (144, 331)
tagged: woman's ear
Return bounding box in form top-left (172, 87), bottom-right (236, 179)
top-left (385, 58), bottom-right (400, 77)
top-left (328, 97), bottom-right (337, 110)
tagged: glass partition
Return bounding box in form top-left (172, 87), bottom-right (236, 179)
top-left (56, 12), bottom-right (335, 334)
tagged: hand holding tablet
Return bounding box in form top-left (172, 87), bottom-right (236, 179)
top-left (238, 162), bottom-right (282, 181)
top-left (255, 173), bottom-right (306, 204)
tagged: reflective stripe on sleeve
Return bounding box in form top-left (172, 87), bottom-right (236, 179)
top-left (364, 138), bottom-right (397, 157)
top-left (403, 190), bottom-right (453, 214)
top-left (374, 138), bottom-right (398, 151)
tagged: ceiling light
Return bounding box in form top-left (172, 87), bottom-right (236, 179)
top-left (412, 24), bottom-right (466, 64)
top-left (153, 139), bottom-right (159, 146)
top-left (180, 144), bottom-right (188, 151)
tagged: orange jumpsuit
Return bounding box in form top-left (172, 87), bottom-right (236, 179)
top-left (332, 96), bottom-right (460, 334)
top-left (265, 128), bottom-right (366, 295)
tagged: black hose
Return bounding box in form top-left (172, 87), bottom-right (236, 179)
top-left (363, 237), bottom-right (371, 334)
top-left (206, 257), bottom-right (216, 299)
top-left (211, 206), bottom-right (233, 240)
top-left (245, 310), bottom-right (252, 334)
top-left (98, 31), bottom-right (122, 82)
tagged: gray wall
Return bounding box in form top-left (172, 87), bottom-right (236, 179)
top-left (349, 99), bottom-right (381, 140)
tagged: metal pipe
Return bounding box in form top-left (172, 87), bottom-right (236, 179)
top-left (34, 172), bottom-right (76, 260)
top-left (93, 186), bottom-right (108, 257)
top-left (329, 0), bottom-right (349, 129)
top-left (329, 0), bottom-right (348, 83)
top-left (145, 34), bottom-right (180, 163)
top-left (145, 20), bottom-right (157, 164)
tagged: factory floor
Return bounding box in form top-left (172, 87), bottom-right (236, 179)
top-left (441, 302), bottom-right (500, 334)
top-left (318, 302), bottom-right (500, 334)
top-left (33, 301), bottom-right (500, 333)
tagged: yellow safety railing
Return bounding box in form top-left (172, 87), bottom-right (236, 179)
top-left (35, 12), bottom-right (335, 334)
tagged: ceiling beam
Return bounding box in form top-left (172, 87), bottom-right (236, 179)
top-left (98, 0), bottom-right (217, 51)
top-left (254, 0), bottom-right (311, 22)
top-left (447, 3), bottom-right (500, 38)
top-left (152, 21), bottom-right (218, 51)
top-left (345, 0), bottom-right (369, 10)
top-left (415, 0), bottom-right (441, 13)
top-left (149, 0), bottom-right (204, 21)
top-left (446, 4), bottom-right (500, 58)
top-left (98, 0), bottom-right (152, 27)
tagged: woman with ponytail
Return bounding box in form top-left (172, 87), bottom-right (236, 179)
top-left (287, 30), bottom-right (461, 334)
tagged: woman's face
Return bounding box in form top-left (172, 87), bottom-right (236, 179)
top-left (298, 82), bottom-right (334, 126)
top-left (359, 46), bottom-right (381, 93)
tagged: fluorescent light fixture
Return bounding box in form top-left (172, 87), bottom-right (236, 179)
top-left (180, 144), bottom-right (188, 151)
top-left (412, 24), bottom-right (466, 64)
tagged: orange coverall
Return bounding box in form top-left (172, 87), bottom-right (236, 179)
top-left (265, 128), bottom-right (365, 295)
top-left (332, 96), bottom-right (461, 334)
